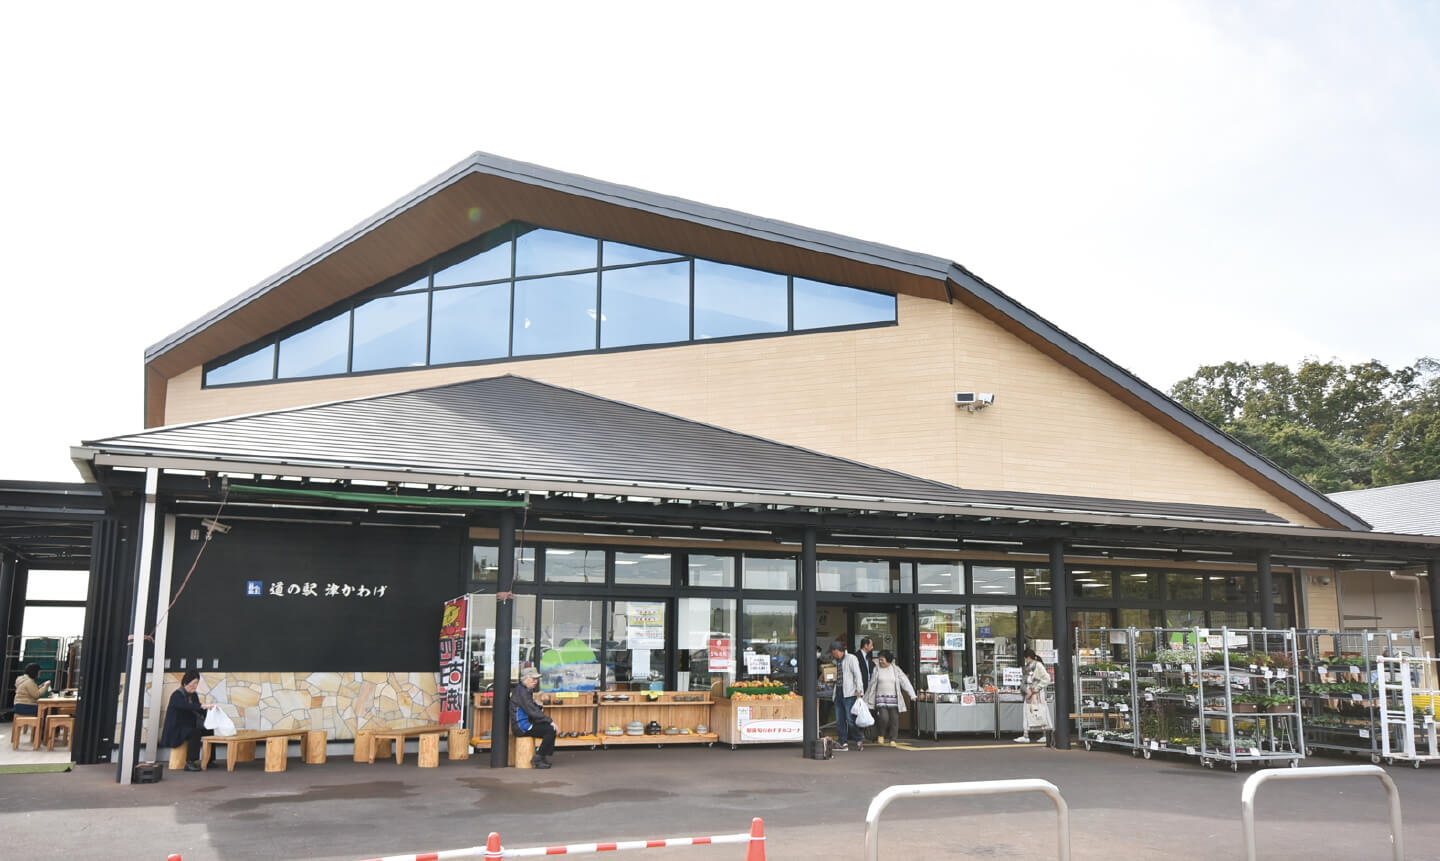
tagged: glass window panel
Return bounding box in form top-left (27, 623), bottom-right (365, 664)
top-left (1165, 608), bottom-right (1205, 629)
top-left (430, 283), bottom-right (510, 364)
top-left (607, 599), bottom-right (671, 690)
top-left (468, 593), bottom-right (536, 688)
top-left (538, 599), bottom-right (603, 691)
top-left (1166, 573), bottom-right (1205, 602)
top-left (434, 239), bottom-right (512, 286)
top-left (687, 554), bottom-right (735, 588)
top-left (678, 597), bottom-right (736, 691)
top-left (1069, 568), bottom-right (1112, 599)
top-left (792, 278), bottom-right (896, 330)
top-left (972, 565), bottom-right (1017, 596)
top-left (1213, 575), bottom-right (1252, 604)
top-left (1118, 608), bottom-right (1163, 631)
top-left (603, 240), bottom-right (679, 267)
top-left (816, 559), bottom-right (891, 592)
top-left (1022, 609), bottom-right (1053, 653)
top-left (515, 548), bottom-right (536, 583)
top-left (277, 313), bottom-right (349, 378)
top-left (389, 274), bottom-right (428, 293)
top-left (742, 555), bottom-right (796, 591)
top-left (515, 228), bottom-right (597, 277)
top-left (513, 273), bottom-right (597, 356)
top-left (916, 562), bottom-right (963, 595)
top-left (918, 604), bottom-right (968, 692)
top-left (972, 605), bottom-right (1018, 687)
top-left (1069, 609), bottom-right (1113, 638)
top-left (544, 548), bottom-right (604, 584)
top-left (351, 291), bottom-right (428, 372)
top-left (1209, 609), bottom-right (1251, 629)
top-left (615, 552), bottom-right (671, 586)
top-left (24, 571), bottom-right (88, 601)
top-left (1022, 567), bottom-right (1051, 597)
top-left (471, 545), bottom-right (500, 587)
top-left (1115, 570), bottom-right (1159, 600)
top-left (20, 607), bottom-right (84, 639)
top-left (205, 343), bottom-right (274, 386)
top-left (600, 262), bottom-right (690, 348)
top-left (741, 599), bottom-right (798, 686)
top-left (693, 260), bottom-right (787, 339)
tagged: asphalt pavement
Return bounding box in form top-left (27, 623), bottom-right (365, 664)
top-left (3, 736), bottom-right (1436, 860)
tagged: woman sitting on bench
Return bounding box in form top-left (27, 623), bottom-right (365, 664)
top-left (162, 670), bottom-right (218, 771)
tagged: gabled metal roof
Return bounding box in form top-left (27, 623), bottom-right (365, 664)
top-left (137, 151), bottom-right (1367, 531)
top-left (1330, 480), bottom-right (1440, 537)
top-left (76, 375), bottom-right (1288, 527)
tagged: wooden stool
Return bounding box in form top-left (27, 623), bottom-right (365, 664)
top-left (11, 715), bottom-right (41, 750)
top-left (448, 726), bottom-right (470, 761)
top-left (168, 745), bottom-right (189, 771)
top-left (513, 734), bottom-right (536, 769)
top-left (353, 730), bottom-right (374, 763)
top-left (304, 730), bottom-right (327, 764)
top-left (418, 733), bottom-right (440, 768)
top-left (46, 715), bottom-right (75, 750)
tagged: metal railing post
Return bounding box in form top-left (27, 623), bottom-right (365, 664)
top-left (1240, 765), bottom-right (1402, 861)
top-left (864, 779), bottom-right (1069, 861)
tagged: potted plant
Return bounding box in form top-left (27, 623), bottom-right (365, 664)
top-left (1231, 694), bottom-right (1260, 713)
top-left (1264, 695), bottom-right (1295, 713)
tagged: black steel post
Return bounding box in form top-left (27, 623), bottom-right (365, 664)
top-left (490, 509), bottom-right (516, 768)
top-left (1429, 558), bottom-right (1440, 662)
top-left (1049, 539), bottom-right (1071, 750)
top-left (1257, 549), bottom-right (1275, 629)
top-left (800, 526), bottom-right (819, 758)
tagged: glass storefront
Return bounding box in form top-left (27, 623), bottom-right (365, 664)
top-left (742, 599), bottom-right (798, 687)
top-left (677, 597), bottom-right (736, 692)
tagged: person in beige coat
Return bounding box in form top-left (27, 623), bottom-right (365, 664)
top-left (863, 650), bottom-right (918, 746)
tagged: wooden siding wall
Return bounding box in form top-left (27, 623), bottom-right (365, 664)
top-left (159, 293), bottom-right (1320, 525)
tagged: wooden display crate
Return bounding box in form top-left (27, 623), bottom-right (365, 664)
top-left (713, 695), bottom-right (803, 748)
top-left (472, 691), bottom-right (599, 749)
top-left (597, 691), bottom-right (716, 747)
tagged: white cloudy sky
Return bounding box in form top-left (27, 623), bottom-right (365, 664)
top-left (2, 1), bottom-right (1437, 482)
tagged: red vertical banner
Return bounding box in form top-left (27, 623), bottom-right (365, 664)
top-left (439, 596), bottom-right (468, 725)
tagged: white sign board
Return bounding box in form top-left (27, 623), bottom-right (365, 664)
top-left (1002, 667), bottom-right (1024, 687)
top-left (943, 632), bottom-right (966, 651)
top-left (927, 674), bottom-right (953, 693)
top-left (746, 653), bottom-right (772, 675)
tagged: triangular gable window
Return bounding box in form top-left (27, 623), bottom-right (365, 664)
top-left (204, 222), bottom-right (896, 387)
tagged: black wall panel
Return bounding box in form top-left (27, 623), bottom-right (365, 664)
top-left (164, 517), bottom-right (462, 671)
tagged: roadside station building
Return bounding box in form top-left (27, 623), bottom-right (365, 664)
top-left (35, 153), bottom-right (1440, 780)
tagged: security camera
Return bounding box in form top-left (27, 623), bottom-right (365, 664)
top-left (955, 392), bottom-right (996, 412)
top-left (201, 518), bottom-right (231, 535)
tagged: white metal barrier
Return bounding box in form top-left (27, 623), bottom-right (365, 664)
top-left (863, 779), bottom-right (1070, 861)
top-left (1240, 765), bottom-right (1403, 861)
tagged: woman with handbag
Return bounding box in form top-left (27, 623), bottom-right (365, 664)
top-left (863, 650), bottom-right (917, 746)
top-left (1014, 649), bottom-right (1053, 745)
top-left (161, 670), bottom-right (218, 771)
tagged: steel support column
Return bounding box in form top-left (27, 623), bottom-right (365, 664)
top-left (1257, 549), bottom-right (1275, 629)
top-left (117, 468), bottom-right (158, 785)
top-left (142, 514), bottom-right (177, 765)
top-left (800, 526), bottom-right (819, 758)
top-left (76, 513), bottom-right (133, 764)
top-left (1429, 558), bottom-right (1440, 662)
top-left (1049, 539), bottom-right (1071, 750)
top-left (490, 509), bottom-right (516, 768)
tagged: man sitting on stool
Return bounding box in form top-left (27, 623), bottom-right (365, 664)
top-left (512, 667), bottom-right (557, 768)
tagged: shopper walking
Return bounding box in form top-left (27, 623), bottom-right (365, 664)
top-left (863, 650), bottom-right (917, 746)
top-left (1014, 649), bottom-right (1053, 744)
top-left (829, 640), bottom-right (864, 751)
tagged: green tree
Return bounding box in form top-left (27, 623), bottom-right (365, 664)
top-left (1169, 357), bottom-right (1439, 492)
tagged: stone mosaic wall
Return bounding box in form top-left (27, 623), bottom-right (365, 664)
top-left (132, 671), bottom-right (441, 742)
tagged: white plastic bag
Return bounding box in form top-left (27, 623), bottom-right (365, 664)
top-left (851, 697), bottom-right (875, 728)
top-left (204, 707), bottom-right (237, 737)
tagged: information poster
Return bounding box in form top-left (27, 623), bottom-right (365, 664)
top-left (920, 631), bottom-right (940, 660)
top-left (943, 632), bottom-right (966, 651)
top-left (1002, 666), bottom-right (1024, 687)
top-left (708, 638), bottom-right (731, 672)
top-left (746, 652), bottom-right (771, 675)
top-left (627, 602), bottom-right (666, 648)
top-left (438, 596), bottom-right (468, 724)
top-left (927, 674), bottom-right (953, 693)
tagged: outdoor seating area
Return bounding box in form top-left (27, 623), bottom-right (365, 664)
top-left (354, 724), bottom-right (465, 767)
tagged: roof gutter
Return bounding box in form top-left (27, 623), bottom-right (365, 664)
top-left (224, 482), bottom-right (527, 510)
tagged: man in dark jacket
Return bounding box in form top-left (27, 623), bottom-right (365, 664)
top-left (511, 667), bottom-right (557, 768)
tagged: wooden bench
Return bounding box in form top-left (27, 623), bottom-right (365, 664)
top-left (355, 724), bottom-right (458, 767)
top-left (201, 729), bottom-right (319, 772)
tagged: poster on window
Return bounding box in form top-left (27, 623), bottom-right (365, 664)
top-left (709, 638), bottom-right (731, 672)
top-left (439, 596), bottom-right (468, 724)
top-left (627, 602), bottom-right (666, 648)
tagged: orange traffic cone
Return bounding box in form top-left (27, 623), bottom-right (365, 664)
top-left (745, 817), bottom-right (766, 861)
top-left (485, 831), bottom-right (503, 860)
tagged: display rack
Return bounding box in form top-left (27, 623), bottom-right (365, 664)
top-left (1074, 628), bottom-right (1138, 755)
top-left (1296, 629), bottom-right (1418, 763)
top-left (471, 691), bottom-right (601, 750)
top-left (1378, 655), bottom-right (1440, 768)
top-left (1195, 628), bottom-right (1305, 771)
top-left (914, 691), bottom-right (997, 740)
top-left (597, 691), bottom-right (717, 747)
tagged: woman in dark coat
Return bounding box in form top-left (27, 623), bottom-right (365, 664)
top-left (161, 670), bottom-right (216, 771)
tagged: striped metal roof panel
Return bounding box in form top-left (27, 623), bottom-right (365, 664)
top-left (1329, 480), bottom-right (1440, 536)
top-left (83, 375), bottom-right (1287, 525)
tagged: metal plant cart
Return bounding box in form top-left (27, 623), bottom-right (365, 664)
top-left (1074, 627), bottom-right (1139, 755)
top-left (1296, 629), bottom-right (1419, 763)
top-left (1377, 655), bottom-right (1440, 768)
top-left (1195, 628), bottom-right (1305, 772)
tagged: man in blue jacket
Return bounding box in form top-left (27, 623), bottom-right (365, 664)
top-left (511, 667), bottom-right (557, 768)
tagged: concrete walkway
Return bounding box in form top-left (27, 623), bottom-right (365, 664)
top-left (1, 738), bottom-right (1435, 860)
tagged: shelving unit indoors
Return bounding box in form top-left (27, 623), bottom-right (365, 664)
top-left (1378, 654), bottom-right (1440, 768)
top-left (1296, 629), bottom-right (1418, 763)
top-left (1074, 628), bottom-right (1139, 755)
